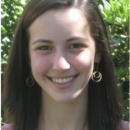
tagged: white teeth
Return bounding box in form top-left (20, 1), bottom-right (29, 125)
top-left (52, 76), bottom-right (75, 83)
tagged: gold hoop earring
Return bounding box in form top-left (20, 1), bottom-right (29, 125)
top-left (91, 71), bottom-right (102, 82)
top-left (26, 72), bottom-right (35, 87)
top-left (91, 63), bottom-right (102, 82)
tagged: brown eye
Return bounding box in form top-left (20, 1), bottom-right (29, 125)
top-left (70, 44), bottom-right (83, 49)
top-left (39, 45), bottom-right (52, 50)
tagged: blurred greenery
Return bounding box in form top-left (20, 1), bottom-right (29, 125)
top-left (1, 0), bottom-right (28, 124)
top-left (1, 0), bottom-right (129, 125)
top-left (1, 0), bottom-right (27, 73)
top-left (97, 0), bottom-right (129, 121)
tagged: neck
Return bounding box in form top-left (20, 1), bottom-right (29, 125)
top-left (38, 87), bottom-right (88, 130)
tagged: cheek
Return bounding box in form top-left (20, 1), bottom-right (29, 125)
top-left (70, 50), bottom-right (95, 72)
top-left (30, 54), bottom-right (51, 76)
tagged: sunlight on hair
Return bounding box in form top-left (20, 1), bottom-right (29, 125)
top-left (74, 0), bottom-right (78, 5)
top-left (80, 0), bottom-right (88, 9)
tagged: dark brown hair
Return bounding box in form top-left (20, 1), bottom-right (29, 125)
top-left (3, 0), bottom-right (123, 130)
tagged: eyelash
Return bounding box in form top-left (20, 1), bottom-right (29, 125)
top-left (37, 43), bottom-right (85, 51)
top-left (38, 45), bottom-right (52, 50)
top-left (69, 43), bottom-right (84, 49)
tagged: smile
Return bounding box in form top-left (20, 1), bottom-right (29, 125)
top-left (47, 75), bottom-right (78, 84)
top-left (52, 76), bottom-right (74, 83)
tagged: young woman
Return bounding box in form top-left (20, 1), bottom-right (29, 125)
top-left (2, 0), bottom-right (129, 130)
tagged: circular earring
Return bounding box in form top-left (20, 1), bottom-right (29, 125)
top-left (91, 63), bottom-right (102, 82)
top-left (26, 71), bottom-right (35, 87)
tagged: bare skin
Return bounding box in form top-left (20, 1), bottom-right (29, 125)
top-left (38, 86), bottom-right (88, 130)
top-left (29, 8), bottom-right (101, 130)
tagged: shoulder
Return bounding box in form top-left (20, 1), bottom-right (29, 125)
top-left (118, 121), bottom-right (129, 130)
top-left (1, 124), bottom-right (13, 130)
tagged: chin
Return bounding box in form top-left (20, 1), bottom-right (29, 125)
top-left (51, 90), bottom-right (84, 103)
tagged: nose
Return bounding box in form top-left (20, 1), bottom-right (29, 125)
top-left (53, 52), bottom-right (70, 71)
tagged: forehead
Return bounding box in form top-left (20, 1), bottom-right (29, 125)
top-left (37, 7), bottom-right (87, 24)
top-left (29, 7), bottom-right (90, 41)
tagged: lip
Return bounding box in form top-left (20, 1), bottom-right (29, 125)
top-left (47, 74), bottom-right (78, 79)
top-left (46, 74), bottom-right (79, 89)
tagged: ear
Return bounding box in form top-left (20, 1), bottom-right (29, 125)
top-left (94, 51), bottom-right (102, 63)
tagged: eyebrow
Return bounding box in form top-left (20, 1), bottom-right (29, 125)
top-left (32, 36), bottom-right (88, 45)
top-left (66, 37), bottom-right (88, 42)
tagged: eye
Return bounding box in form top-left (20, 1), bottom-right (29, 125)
top-left (69, 43), bottom-right (84, 49)
top-left (38, 45), bottom-right (52, 50)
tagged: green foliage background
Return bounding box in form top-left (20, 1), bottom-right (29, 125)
top-left (1, 0), bottom-right (129, 124)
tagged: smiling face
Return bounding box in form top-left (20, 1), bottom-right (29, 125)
top-left (29, 7), bottom-right (99, 102)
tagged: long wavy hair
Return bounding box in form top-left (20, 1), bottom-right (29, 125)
top-left (3, 0), bottom-right (123, 130)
